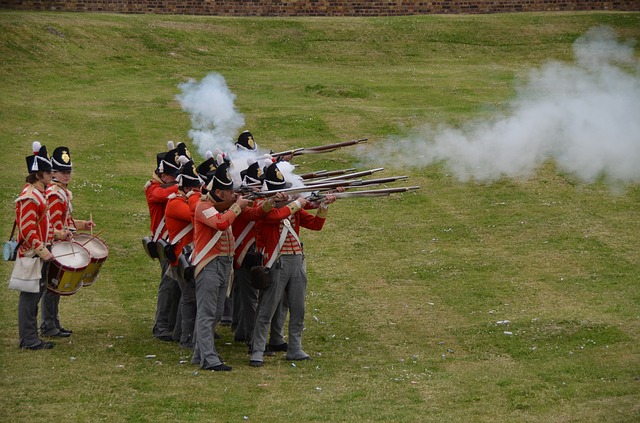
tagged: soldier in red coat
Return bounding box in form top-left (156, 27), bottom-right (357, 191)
top-left (40, 146), bottom-right (96, 338)
top-left (249, 162), bottom-right (335, 367)
top-left (164, 160), bottom-right (203, 349)
top-left (232, 159), bottom-right (291, 347)
top-left (144, 141), bottom-right (188, 341)
top-left (13, 143), bottom-right (70, 350)
top-left (190, 162), bottom-right (251, 371)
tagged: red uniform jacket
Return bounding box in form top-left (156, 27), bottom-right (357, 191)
top-left (15, 182), bottom-right (51, 259)
top-left (192, 198), bottom-right (241, 277)
top-left (46, 182), bottom-right (91, 236)
top-left (144, 174), bottom-right (178, 240)
top-left (232, 199), bottom-right (273, 269)
top-left (255, 200), bottom-right (328, 266)
top-left (165, 190), bottom-right (200, 267)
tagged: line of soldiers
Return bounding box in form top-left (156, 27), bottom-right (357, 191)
top-left (12, 143), bottom-right (95, 350)
top-left (144, 132), bottom-right (336, 371)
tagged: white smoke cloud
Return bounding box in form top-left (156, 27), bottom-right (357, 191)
top-left (362, 26), bottom-right (640, 184)
top-left (175, 72), bottom-right (246, 157)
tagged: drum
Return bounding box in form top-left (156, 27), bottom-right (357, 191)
top-left (75, 233), bottom-right (109, 287)
top-left (47, 241), bottom-right (90, 295)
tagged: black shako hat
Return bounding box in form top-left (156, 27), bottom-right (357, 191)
top-left (241, 159), bottom-right (264, 185)
top-left (51, 146), bottom-right (73, 171)
top-left (156, 141), bottom-right (174, 172)
top-left (26, 141), bottom-right (52, 173)
top-left (196, 150), bottom-right (218, 185)
top-left (210, 162), bottom-right (235, 191)
top-left (235, 130), bottom-right (257, 151)
top-left (177, 160), bottom-right (203, 188)
top-left (159, 142), bottom-right (191, 176)
top-left (263, 162), bottom-right (292, 191)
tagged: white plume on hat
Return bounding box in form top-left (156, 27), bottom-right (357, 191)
top-left (32, 141), bottom-right (42, 154)
top-left (216, 153), bottom-right (225, 166)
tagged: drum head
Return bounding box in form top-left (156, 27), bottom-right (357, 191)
top-left (51, 242), bottom-right (90, 268)
top-left (75, 234), bottom-right (108, 259)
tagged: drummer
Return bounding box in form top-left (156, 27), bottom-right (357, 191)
top-left (40, 146), bottom-right (96, 338)
top-left (14, 142), bottom-right (69, 349)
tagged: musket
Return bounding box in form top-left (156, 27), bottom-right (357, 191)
top-left (269, 147), bottom-right (305, 159)
top-left (234, 183), bottom-right (262, 196)
top-left (346, 175), bottom-right (408, 187)
top-left (299, 167), bottom-right (357, 180)
top-left (250, 180), bottom-right (355, 199)
top-left (210, 181), bottom-right (350, 211)
top-left (270, 138), bottom-right (368, 159)
top-left (305, 167), bottom-right (385, 185)
top-left (299, 138), bottom-right (368, 154)
top-left (306, 186), bottom-right (420, 202)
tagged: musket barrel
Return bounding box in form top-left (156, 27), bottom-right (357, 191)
top-left (300, 167), bottom-right (357, 180)
top-left (270, 147), bottom-right (305, 158)
top-left (306, 185), bottom-right (419, 201)
top-left (301, 138), bottom-right (368, 153)
top-left (309, 167), bottom-right (384, 184)
top-left (337, 186), bottom-right (419, 198)
top-left (348, 176), bottom-right (408, 187)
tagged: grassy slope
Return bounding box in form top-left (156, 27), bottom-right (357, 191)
top-left (0, 11), bottom-right (639, 422)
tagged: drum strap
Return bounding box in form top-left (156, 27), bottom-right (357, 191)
top-left (152, 218), bottom-right (165, 242)
top-left (266, 218), bottom-right (301, 268)
top-left (9, 219), bottom-right (17, 241)
top-left (190, 230), bottom-right (223, 268)
top-left (234, 221), bottom-right (255, 250)
top-left (170, 223), bottom-right (193, 245)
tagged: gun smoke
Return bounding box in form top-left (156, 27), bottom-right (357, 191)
top-left (362, 26), bottom-right (640, 184)
top-left (175, 72), bottom-right (246, 157)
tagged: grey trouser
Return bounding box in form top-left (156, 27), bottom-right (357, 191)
top-left (269, 295), bottom-right (288, 347)
top-left (40, 289), bottom-right (61, 335)
top-left (231, 271), bottom-right (242, 332)
top-left (234, 264), bottom-right (288, 345)
top-left (192, 256), bottom-right (232, 368)
top-left (153, 258), bottom-right (180, 338)
top-left (251, 254), bottom-right (307, 361)
top-left (233, 265), bottom-right (258, 342)
top-left (18, 263), bottom-right (48, 348)
top-left (176, 267), bottom-right (197, 349)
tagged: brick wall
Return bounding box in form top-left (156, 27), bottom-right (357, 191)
top-left (1, 1), bottom-right (639, 16)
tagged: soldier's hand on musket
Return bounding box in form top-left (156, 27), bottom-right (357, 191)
top-left (235, 195), bottom-right (251, 209)
top-left (321, 194), bottom-right (337, 205)
top-left (296, 197), bottom-right (309, 209)
top-left (268, 192), bottom-right (289, 205)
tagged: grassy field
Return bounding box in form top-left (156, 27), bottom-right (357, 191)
top-left (1, 10), bottom-right (639, 422)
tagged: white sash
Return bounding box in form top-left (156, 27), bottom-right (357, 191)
top-left (191, 230), bottom-right (223, 267)
top-left (152, 218), bottom-right (165, 241)
top-left (234, 221), bottom-right (255, 250)
top-left (170, 223), bottom-right (193, 245)
top-left (266, 218), bottom-right (301, 268)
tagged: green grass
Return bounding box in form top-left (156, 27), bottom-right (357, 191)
top-left (1, 10), bottom-right (640, 423)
